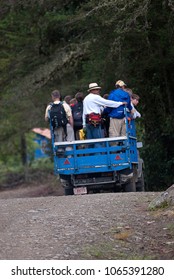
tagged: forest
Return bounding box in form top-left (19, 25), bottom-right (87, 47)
top-left (0, 0), bottom-right (174, 191)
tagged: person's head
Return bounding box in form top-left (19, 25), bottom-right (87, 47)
top-left (115, 80), bottom-right (127, 89)
top-left (124, 88), bottom-right (133, 97)
top-left (51, 90), bottom-right (61, 101)
top-left (75, 92), bottom-right (84, 102)
top-left (88, 83), bottom-right (101, 94)
top-left (70, 98), bottom-right (77, 106)
top-left (131, 93), bottom-right (140, 106)
top-left (64, 95), bottom-right (72, 105)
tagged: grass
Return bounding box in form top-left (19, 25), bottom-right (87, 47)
top-left (82, 241), bottom-right (156, 260)
top-left (166, 222), bottom-right (174, 234)
top-left (148, 200), bottom-right (171, 211)
top-left (81, 225), bottom-right (155, 260)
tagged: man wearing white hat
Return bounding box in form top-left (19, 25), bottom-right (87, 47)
top-left (106, 80), bottom-right (133, 137)
top-left (83, 82), bottom-right (127, 141)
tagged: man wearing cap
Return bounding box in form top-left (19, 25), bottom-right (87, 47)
top-left (83, 82), bottom-right (127, 141)
top-left (107, 80), bottom-right (133, 137)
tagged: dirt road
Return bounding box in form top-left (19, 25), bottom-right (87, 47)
top-left (0, 188), bottom-right (174, 260)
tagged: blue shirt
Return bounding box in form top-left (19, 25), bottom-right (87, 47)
top-left (106, 88), bottom-right (132, 119)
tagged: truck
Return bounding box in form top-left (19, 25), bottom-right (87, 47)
top-left (50, 110), bottom-right (145, 195)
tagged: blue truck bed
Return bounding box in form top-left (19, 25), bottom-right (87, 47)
top-left (50, 115), bottom-right (143, 195)
top-left (53, 135), bottom-right (138, 175)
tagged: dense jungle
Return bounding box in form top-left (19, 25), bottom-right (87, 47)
top-left (0, 0), bottom-right (174, 191)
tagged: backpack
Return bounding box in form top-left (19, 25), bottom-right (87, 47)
top-left (49, 102), bottom-right (68, 129)
top-left (72, 102), bottom-right (83, 127)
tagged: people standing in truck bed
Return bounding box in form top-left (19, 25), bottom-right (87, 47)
top-left (124, 88), bottom-right (141, 119)
top-left (64, 95), bottom-right (75, 142)
top-left (83, 82), bottom-right (127, 141)
top-left (101, 93), bottom-right (110, 137)
top-left (131, 93), bottom-right (141, 119)
top-left (45, 90), bottom-right (73, 142)
top-left (107, 80), bottom-right (134, 137)
top-left (71, 92), bottom-right (84, 140)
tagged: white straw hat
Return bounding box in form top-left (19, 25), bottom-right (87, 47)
top-left (88, 82), bottom-right (101, 92)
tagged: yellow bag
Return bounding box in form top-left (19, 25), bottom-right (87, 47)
top-left (79, 129), bottom-right (86, 140)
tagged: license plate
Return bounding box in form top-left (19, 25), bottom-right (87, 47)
top-left (73, 187), bottom-right (87, 195)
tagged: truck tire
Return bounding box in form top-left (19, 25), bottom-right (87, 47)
top-left (124, 177), bottom-right (136, 192)
top-left (60, 177), bottom-right (74, 196)
top-left (136, 171), bottom-right (145, 192)
top-left (124, 165), bottom-right (137, 192)
top-left (64, 186), bottom-right (74, 196)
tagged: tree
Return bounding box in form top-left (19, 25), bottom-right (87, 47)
top-left (0, 0), bottom-right (173, 189)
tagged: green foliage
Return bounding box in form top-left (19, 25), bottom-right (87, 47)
top-left (0, 157), bottom-right (53, 187)
top-left (30, 157), bottom-right (53, 170)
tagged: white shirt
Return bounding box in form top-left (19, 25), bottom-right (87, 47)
top-left (131, 103), bottom-right (141, 119)
top-left (83, 93), bottom-right (123, 126)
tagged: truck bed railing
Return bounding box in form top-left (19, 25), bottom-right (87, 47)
top-left (54, 136), bottom-right (127, 146)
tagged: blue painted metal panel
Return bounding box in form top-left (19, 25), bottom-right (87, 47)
top-left (53, 136), bottom-right (136, 175)
top-left (33, 134), bottom-right (50, 159)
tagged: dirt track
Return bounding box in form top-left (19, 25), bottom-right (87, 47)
top-left (0, 188), bottom-right (174, 260)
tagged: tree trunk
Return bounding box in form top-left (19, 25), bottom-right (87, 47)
top-left (20, 133), bottom-right (29, 182)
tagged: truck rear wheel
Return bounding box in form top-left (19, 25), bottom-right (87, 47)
top-left (124, 165), bottom-right (137, 192)
top-left (136, 171), bottom-right (145, 192)
top-left (60, 177), bottom-right (74, 196)
top-left (124, 177), bottom-right (136, 192)
top-left (64, 186), bottom-right (74, 196)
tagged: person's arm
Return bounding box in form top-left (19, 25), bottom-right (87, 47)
top-left (63, 102), bottom-right (74, 126)
top-left (68, 115), bottom-right (74, 126)
top-left (95, 95), bottom-right (127, 108)
top-left (127, 95), bottom-right (133, 111)
top-left (45, 105), bottom-right (51, 122)
top-left (82, 110), bottom-right (86, 127)
top-left (133, 109), bottom-right (141, 119)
